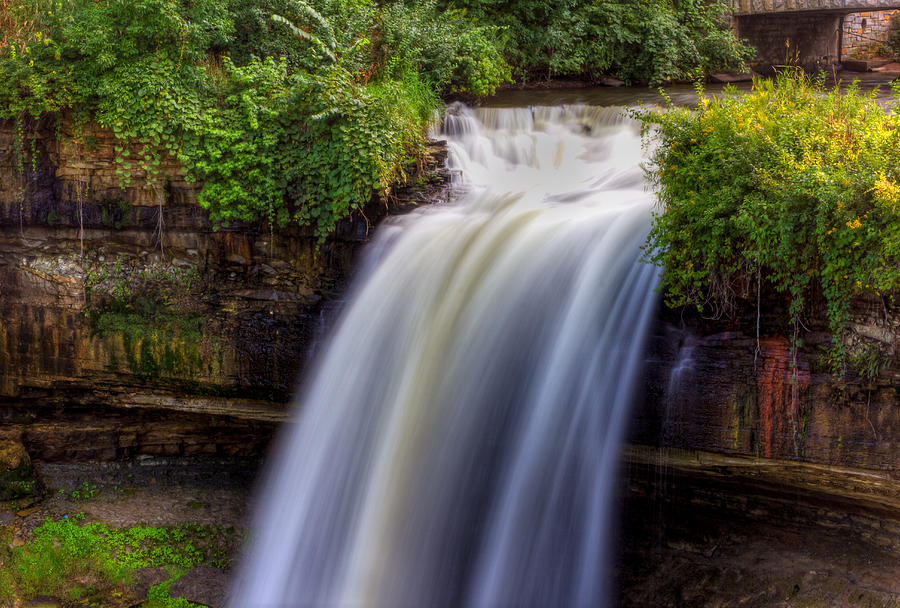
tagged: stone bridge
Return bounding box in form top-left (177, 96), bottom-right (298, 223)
top-left (734, 1), bottom-right (900, 15)
top-left (731, 1), bottom-right (900, 70)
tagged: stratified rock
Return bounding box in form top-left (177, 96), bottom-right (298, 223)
top-left (600, 77), bottom-right (625, 87)
top-left (0, 119), bottom-right (449, 463)
top-left (0, 440), bottom-right (35, 500)
top-left (169, 566), bottom-right (229, 608)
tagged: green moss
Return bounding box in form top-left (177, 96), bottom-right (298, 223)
top-left (2, 516), bottom-right (235, 606)
top-left (94, 310), bottom-right (206, 377)
top-left (84, 257), bottom-right (212, 378)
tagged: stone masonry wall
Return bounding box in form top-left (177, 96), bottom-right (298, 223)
top-left (843, 9), bottom-right (900, 57)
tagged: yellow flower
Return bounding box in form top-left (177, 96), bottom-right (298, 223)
top-left (845, 218), bottom-right (862, 230)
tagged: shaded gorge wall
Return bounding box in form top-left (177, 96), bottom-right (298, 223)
top-left (0, 118), bottom-right (447, 460)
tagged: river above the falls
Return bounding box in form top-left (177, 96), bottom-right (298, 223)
top-left (483, 74), bottom-right (900, 108)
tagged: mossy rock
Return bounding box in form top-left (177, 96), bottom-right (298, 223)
top-left (0, 440), bottom-right (35, 500)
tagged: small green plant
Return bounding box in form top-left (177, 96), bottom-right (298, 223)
top-left (71, 481), bottom-right (99, 500)
top-left (146, 580), bottom-right (203, 608)
top-left (847, 341), bottom-right (889, 380)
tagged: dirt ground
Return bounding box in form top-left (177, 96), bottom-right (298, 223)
top-left (3, 457), bottom-right (899, 607)
top-left (1, 457), bottom-right (259, 559)
top-left (617, 498), bottom-right (900, 608)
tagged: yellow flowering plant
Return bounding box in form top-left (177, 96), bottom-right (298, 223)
top-left (637, 71), bottom-right (900, 373)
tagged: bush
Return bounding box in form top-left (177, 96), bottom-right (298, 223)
top-left (0, 0), bottom-right (509, 239)
top-left (638, 72), bottom-right (900, 368)
top-left (432, 0), bottom-right (753, 85)
top-left (884, 28), bottom-right (900, 60)
top-left (379, 0), bottom-right (511, 96)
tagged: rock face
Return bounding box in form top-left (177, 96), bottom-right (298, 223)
top-left (169, 566), bottom-right (229, 608)
top-left (0, 118), bottom-right (448, 460)
top-left (0, 439), bottom-right (34, 500)
top-left (634, 292), bottom-right (899, 471)
top-left (622, 291), bottom-right (900, 603)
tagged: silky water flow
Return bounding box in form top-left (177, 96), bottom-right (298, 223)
top-left (231, 104), bottom-right (660, 607)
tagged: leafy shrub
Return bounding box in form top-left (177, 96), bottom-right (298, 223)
top-left (0, 0), bottom-right (509, 239)
top-left (433, 0), bottom-right (753, 85)
top-left (884, 28), bottom-right (900, 60)
top-left (379, 0), bottom-right (510, 96)
top-left (638, 72), bottom-right (900, 368)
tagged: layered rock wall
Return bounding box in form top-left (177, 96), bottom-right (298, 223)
top-left (635, 293), bottom-right (898, 470)
top-left (0, 118), bottom-right (447, 460)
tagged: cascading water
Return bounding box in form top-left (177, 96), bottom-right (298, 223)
top-left (231, 104), bottom-right (659, 607)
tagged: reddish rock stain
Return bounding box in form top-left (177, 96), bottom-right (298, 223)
top-left (757, 337), bottom-right (809, 458)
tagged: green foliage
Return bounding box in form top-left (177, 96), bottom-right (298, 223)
top-left (884, 28), bottom-right (900, 60)
top-left (71, 480), bottom-right (99, 500)
top-left (638, 72), bottom-right (900, 370)
top-left (3, 515), bottom-right (210, 603)
top-left (379, 0), bottom-right (511, 96)
top-left (0, 0), bottom-right (509, 239)
top-left (146, 579), bottom-right (203, 608)
top-left (847, 341), bottom-right (889, 380)
top-left (433, 0), bottom-right (753, 85)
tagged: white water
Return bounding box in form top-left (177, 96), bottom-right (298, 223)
top-left (231, 104), bottom-right (659, 607)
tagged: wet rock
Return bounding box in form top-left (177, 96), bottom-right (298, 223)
top-left (0, 440), bottom-right (35, 500)
top-left (130, 566), bottom-right (170, 599)
top-left (0, 120), bottom-right (449, 463)
top-left (169, 566), bottom-right (229, 608)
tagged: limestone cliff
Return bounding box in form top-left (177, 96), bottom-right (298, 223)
top-left (0, 118), bottom-right (448, 460)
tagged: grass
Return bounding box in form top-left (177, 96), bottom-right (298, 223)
top-left (0, 514), bottom-right (237, 606)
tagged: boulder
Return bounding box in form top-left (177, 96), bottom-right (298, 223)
top-left (129, 566), bottom-right (170, 600)
top-left (708, 71), bottom-right (754, 83)
top-left (0, 440), bottom-right (35, 500)
top-left (599, 76), bottom-right (625, 87)
top-left (169, 565), bottom-right (229, 608)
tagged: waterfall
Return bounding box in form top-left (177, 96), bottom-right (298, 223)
top-left (231, 103), bottom-right (659, 607)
